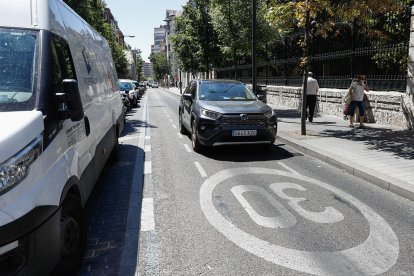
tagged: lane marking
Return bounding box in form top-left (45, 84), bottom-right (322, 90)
top-left (144, 161), bottom-right (152, 175)
top-left (200, 167), bottom-right (399, 276)
top-left (178, 133), bottom-right (183, 139)
top-left (184, 144), bottom-right (192, 153)
top-left (172, 124), bottom-right (177, 129)
top-left (168, 118), bottom-right (173, 123)
top-left (194, 162), bottom-right (207, 178)
top-left (278, 162), bottom-right (300, 175)
top-left (145, 136), bottom-right (151, 140)
top-left (144, 145), bottom-right (151, 152)
top-left (119, 135), bottom-right (140, 142)
top-left (140, 198), bottom-right (155, 231)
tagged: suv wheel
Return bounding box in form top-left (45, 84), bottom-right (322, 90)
top-left (191, 120), bottom-right (203, 153)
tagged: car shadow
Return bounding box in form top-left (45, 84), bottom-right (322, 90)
top-left (200, 143), bottom-right (301, 162)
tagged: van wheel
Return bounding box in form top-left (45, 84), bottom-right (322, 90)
top-left (54, 194), bottom-right (86, 276)
top-left (191, 120), bottom-right (204, 153)
top-left (110, 136), bottom-right (120, 162)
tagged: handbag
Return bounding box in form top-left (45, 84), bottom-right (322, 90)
top-left (343, 103), bottom-right (351, 115)
top-left (343, 92), bottom-right (352, 104)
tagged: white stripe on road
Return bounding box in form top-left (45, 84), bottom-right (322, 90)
top-left (178, 133), bottom-right (183, 139)
top-left (172, 124), bottom-right (177, 129)
top-left (194, 162), bottom-right (207, 178)
top-left (184, 144), bottom-right (192, 153)
top-left (166, 114), bottom-right (170, 118)
top-left (278, 162), bottom-right (300, 175)
top-left (140, 198), bottom-right (155, 231)
top-left (119, 135), bottom-right (140, 142)
top-left (144, 145), bottom-right (151, 152)
top-left (169, 118), bottom-right (173, 123)
top-left (144, 161), bottom-right (152, 175)
top-left (145, 136), bottom-right (151, 140)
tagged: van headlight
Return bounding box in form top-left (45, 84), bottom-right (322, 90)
top-left (264, 108), bottom-right (275, 118)
top-left (0, 134), bottom-right (43, 195)
top-left (201, 108), bottom-right (222, 120)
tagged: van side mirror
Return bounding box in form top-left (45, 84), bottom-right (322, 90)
top-left (56, 79), bottom-right (84, 121)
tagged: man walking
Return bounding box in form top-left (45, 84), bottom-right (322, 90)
top-left (306, 72), bottom-right (319, 123)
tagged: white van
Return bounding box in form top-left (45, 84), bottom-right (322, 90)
top-left (0, 0), bottom-right (124, 274)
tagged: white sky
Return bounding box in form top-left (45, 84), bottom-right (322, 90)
top-left (103, 0), bottom-right (187, 62)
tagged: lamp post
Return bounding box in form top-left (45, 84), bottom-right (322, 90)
top-left (252, 0), bottom-right (257, 94)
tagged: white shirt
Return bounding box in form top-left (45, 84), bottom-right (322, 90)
top-left (350, 81), bottom-right (366, 101)
top-left (306, 77), bottom-right (319, 95)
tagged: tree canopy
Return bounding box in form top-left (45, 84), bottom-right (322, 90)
top-left (149, 52), bottom-right (170, 81)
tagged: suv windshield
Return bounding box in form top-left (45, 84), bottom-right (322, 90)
top-left (199, 82), bottom-right (256, 101)
top-left (0, 28), bottom-right (38, 112)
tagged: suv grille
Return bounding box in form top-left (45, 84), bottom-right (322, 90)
top-left (221, 114), bottom-right (266, 127)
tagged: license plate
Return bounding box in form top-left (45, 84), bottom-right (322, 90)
top-left (232, 130), bottom-right (257, 136)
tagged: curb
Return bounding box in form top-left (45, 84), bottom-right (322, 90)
top-left (277, 132), bottom-right (414, 202)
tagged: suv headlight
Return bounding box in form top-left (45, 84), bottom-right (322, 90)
top-left (0, 134), bottom-right (43, 195)
top-left (201, 108), bottom-right (222, 120)
top-left (264, 108), bottom-right (275, 118)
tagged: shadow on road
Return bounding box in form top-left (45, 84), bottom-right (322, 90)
top-left (201, 143), bottom-right (301, 162)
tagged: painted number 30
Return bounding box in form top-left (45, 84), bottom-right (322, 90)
top-left (231, 183), bottom-right (344, 229)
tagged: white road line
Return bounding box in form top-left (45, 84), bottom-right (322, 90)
top-left (144, 161), bottom-right (152, 174)
top-left (177, 133), bottom-right (183, 139)
top-left (172, 124), bottom-right (177, 129)
top-left (144, 145), bottom-right (151, 152)
top-left (140, 198), bottom-right (155, 231)
top-left (194, 162), bottom-right (207, 178)
top-left (278, 162), bottom-right (300, 175)
top-left (168, 118), bottom-right (173, 123)
top-left (119, 135), bottom-right (140, 142)
top-left (145, 136), bottom-right (151, 140)
top-left (184, 144), bottom-right (192, 153)
top-left (166, 114), bottom-right (170, 118)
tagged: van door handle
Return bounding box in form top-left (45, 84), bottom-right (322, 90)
top-left (84, 116), bottom-right (90, 136)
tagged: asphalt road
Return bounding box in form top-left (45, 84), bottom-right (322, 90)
top-left (79, 88), bottom-right (414, 275)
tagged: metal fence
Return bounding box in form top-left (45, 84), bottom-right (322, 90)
top-left (216, 8), bottom-right (411, 92)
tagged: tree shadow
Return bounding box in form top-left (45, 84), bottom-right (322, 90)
top-left (321, 128), bottom-right (414, 160)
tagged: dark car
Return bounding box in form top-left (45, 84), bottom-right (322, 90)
top-left (178, 79), bottom-right (278, 152)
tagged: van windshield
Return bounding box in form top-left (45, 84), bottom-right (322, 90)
top-left (0, 28), bottom-right (38, 112)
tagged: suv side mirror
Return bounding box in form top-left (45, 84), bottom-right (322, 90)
top-left (57, 79), bottom-right (84, 121)
top-left (257, 94), bottom-right (265, 102)
top-left (182, 93), bottom-right (193, 101)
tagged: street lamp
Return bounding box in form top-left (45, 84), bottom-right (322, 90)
top-left (252, 0), bottom-right (257, 94)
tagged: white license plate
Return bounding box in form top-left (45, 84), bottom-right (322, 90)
top-left (232, 130), bottom-right (257, 136)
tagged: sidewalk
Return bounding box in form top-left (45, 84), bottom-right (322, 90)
top-left (163, 87), bottom-right (414, 201)
top-left (270, 104), bottom-right (414, 201)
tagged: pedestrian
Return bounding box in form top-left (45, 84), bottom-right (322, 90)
top-left (348, 75), bottom-right (369, 129)
top-left (305, 72), bottom-right (319, 123)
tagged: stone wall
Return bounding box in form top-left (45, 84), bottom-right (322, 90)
top-left (262, 85), bottom-right (409, 129)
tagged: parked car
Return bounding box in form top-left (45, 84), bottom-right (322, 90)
top-left (178, 79), bottom-right (278, 152)
top-left (152, 81), bottom-right (159, 88)
top-left (119, 79), bottom-right (138, 107)
top-left (0, 1), bottom-right (124, 274)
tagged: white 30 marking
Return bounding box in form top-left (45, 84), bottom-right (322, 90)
top-left (231, 185), bottom-right (297, 228)
top-left (270, 182), bottom-right (344, 224)
top-left (200, 167), bottom-right (399, 276)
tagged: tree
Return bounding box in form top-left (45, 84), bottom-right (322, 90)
top-left (149, 52), bottom-right (170, 82)
top-left (265, 0), bottom-right (406, 135)
top-left (210, 0), bottom-right (276, 74)
top-left (134, 49), bottom-right (144, 81)
top-left (63, 0), bottom-right (128, 77)
top-left (171, 0), bottom-right (222, 78)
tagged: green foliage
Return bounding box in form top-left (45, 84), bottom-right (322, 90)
top-left (171, 0), bottom-right (222, 77)
top-left (63, 0), bottom-right (128, 77)
top-left (149, 52), bottom-right (170, 81)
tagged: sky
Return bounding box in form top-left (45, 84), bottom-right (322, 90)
top-left (104, 0), bottom-right (187, 62)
